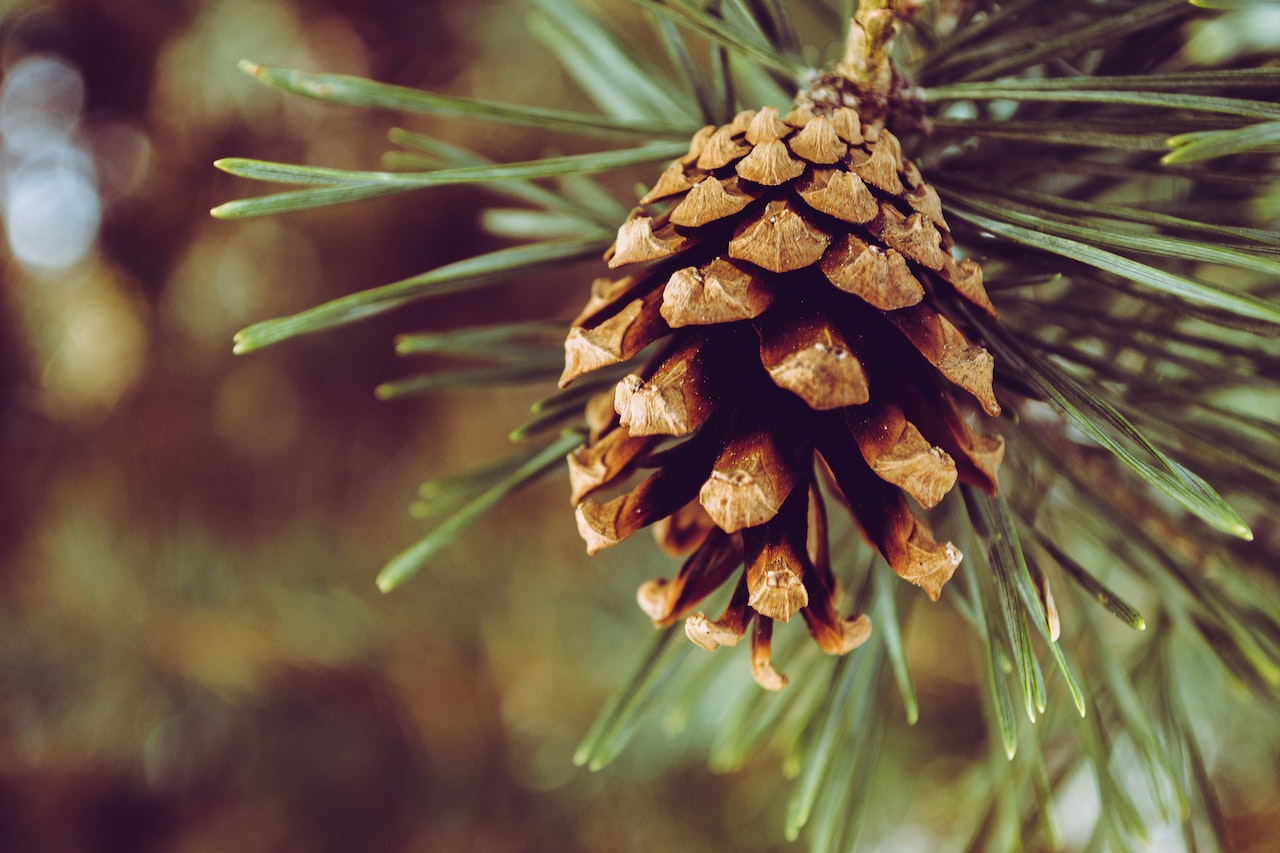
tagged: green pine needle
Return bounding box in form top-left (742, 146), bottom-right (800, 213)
top-left (232, 236), bottom-right (609, 353)
top-left (212, 142), bottom-right (688, 218)
top-left (946, 201), bottom-right (1280, 328)
top-left (1165, 120), bottom-right (1280, 164)
top-left (377, 431), bottom-right (582, 592)
top-left (240, 60), bottom-right (699, 138)
top-left (970, 308), bottom-right (1255, 541)
top-left (573, 623), bottom-right (689, 770)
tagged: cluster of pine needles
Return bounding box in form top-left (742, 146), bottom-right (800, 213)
top-left (215, 1), bottom-right (1280, 850)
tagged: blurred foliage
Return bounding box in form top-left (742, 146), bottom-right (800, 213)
top-left (0, 0), bottom-right (770, 850)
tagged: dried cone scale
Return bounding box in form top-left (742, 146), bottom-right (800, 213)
top-left (560, 12), bottom-right (1004, 690)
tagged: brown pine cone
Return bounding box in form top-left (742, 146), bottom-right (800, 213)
top-left (559, 104), bottom-right (1005, 689)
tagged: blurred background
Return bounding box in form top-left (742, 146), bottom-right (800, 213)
top-left (1, 2), bottom-right (1278, 852)
top-left (0, 0), bottom-right (768, 849)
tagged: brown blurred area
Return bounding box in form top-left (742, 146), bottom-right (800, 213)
top-left (0, 1), bottom-right (768, 850)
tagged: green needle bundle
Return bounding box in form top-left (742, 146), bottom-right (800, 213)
top-left (216, 1), bottom-right (1280, 849)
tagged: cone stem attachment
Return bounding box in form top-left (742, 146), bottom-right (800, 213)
top-left (837, 0), bottom-right (898, 95)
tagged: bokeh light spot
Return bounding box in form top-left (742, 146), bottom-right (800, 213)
top-left (0, 54), bottom-right (85, 153)
top-left (1, 53), bottom-right (101, 273)
top-left (5, 158), bottom-right (101, 271)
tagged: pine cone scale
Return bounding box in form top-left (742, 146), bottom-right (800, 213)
top-left (846, 401), bottom-right (958, 508)
top-left (698, 422), bottom-right (806, 534)
top-left (757, 310), bottom-right (870, 410)
top-left (669, 176), bottom-right (758, 227)
top-left (661, 259), bottom-right (773, 327)
top-left (727, 199), bottom-right (831, 273)
top-left (788, 115), bottom-right (848, 164)
top-left (797, 168), bottom-right (879, 224)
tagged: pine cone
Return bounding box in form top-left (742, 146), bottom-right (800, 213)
top-left (560, 104), bottom-right (1005, 689)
